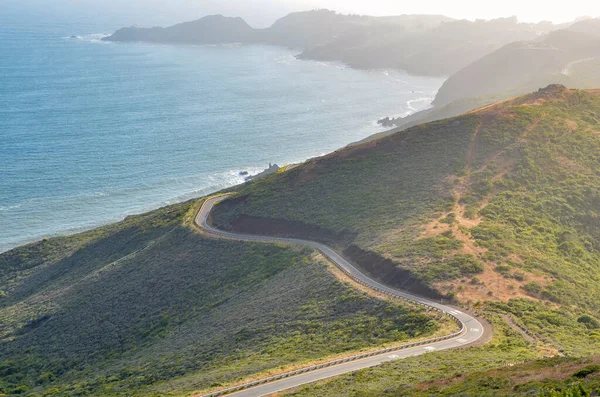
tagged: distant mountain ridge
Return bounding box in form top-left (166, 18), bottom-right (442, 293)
top-left (297, 15), bottom-right (557, 76)
top-left (367, 19), bottom-right (600, 136)
top-left (104, 10), bottom-right (565, 76)
top-left (433, 19), bottom-right (600, 107)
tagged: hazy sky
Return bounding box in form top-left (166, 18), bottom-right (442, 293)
top-left (5, 0), bottom-right (599, 28)
top-left (294, 0), bottom-right (599, 23)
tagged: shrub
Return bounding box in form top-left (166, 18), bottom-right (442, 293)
top-left (539, 384), bottom-right (592, 396)
top-left (573, 364), bottom-right (600, 378)
top-left (577, 315), bottom-right (600, 329)
top-left (512, 272), bottom-right (525, 282)
top-left (495, 265), bottom-right (511, 274)
top-left (449, 255), bottom-right (485, 276)
top-left (423, 255), bottom-right (484, 282)
top-left (440, 213), bottom-right (456, 225)
top-left (8, 386), bottom-right (28, 395)
top-left (522, 282), bottom-right (543, 297)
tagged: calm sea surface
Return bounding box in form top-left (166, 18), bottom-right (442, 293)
top-left (0, 10), bottom-right (444, 252)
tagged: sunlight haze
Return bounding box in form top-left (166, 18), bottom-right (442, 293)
top-left (291, 0), bottom-right (599, 23)
top-left (5, 0), bottom-right (599, 27)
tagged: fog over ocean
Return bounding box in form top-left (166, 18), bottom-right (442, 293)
top-left (0, 9), bottom-right (444, 252)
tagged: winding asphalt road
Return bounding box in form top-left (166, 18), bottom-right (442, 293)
top-left (196, 195), bottom-right (487, 397)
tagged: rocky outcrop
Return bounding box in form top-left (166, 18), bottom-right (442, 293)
top-left (377, 116), bottom-right (403, 128)
top-left (245, 163), bottom-right (280, 181)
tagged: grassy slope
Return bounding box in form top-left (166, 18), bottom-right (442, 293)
top-left (214, 86), bottom-right (600, 396)
top-left (212, 111), bottom-right (477, 251)
top-left (0, 200), bottom-right (447, 396)
top-left (212, 86), bottom-right (600, 358)
top-left (360, 92), bottom-right (510, 145)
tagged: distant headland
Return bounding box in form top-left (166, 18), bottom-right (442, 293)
top-left (104, 10), bottom-right (564, 77)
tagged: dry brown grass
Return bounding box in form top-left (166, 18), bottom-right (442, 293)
top-left (437, 265), bottom-right (550, 303)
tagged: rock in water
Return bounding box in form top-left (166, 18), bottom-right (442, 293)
top-left (245, 163), bottom-right (279, 181)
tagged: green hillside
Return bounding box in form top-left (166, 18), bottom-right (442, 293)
top-left (0, 200), bottom-right (448, 396)
top-left (4, 85), bottom-right (600, 397)
top-left (212, 85), bottom-right (600, 352)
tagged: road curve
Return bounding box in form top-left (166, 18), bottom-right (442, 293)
top-left (196, 195), bottom-right (486, 397)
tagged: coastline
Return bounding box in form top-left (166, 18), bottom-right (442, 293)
top-left (1, 165), bottom-right (266, 253)
top-left (1, 34), bottom-right (443, 254)
top-left (0, 133), bottom-right (391, 253)
top-left (0, 96), bottom-right (411, 254)
top-left (2, 81), bottom-right (437, 254)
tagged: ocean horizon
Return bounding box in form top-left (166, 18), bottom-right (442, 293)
top-left (0, 12), bottom-right (444, 253)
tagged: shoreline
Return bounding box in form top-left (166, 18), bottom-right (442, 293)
top-left (1, 118), bottom-right (435, 254)
top-left (1, 90), bottom-right (430, 254)
top-left (0, 132), bottom-right (360, 253)
top-left (0, 167), bottom-right (253, 254)
top-left (2, 37), bottom-right (443, 254)
top-left (2, 103), bottom-right (440, 255)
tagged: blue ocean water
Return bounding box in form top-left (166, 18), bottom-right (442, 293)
top-left (0, 10), bottom-right (444, 253)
